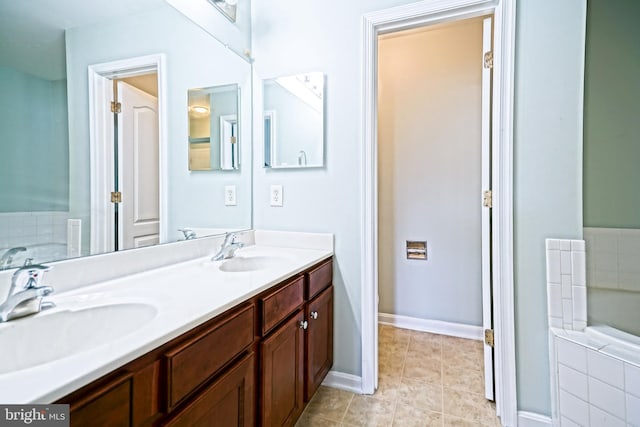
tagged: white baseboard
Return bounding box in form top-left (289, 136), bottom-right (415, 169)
top-left (321, 370), bottom-right (363, 394)
top-left (517, 411), bottom-right (552, 427)
top-left (378, 313), bottom-right (483, 340)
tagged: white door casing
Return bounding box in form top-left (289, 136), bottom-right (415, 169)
top-left (118, 81), bottom-right (160, 249)
top-left (361, 1), bottom-right (517, 426)
top-left (88, 54), bottom-right (168, 255)
top-left (481, 15), bottom-right (495, 401)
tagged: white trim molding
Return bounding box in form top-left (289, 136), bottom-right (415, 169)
top-left (361, 1), bottom-right (517, 425)
top-left (321, 371), bottom-right (363, 395)
top-left (518, 411), bottom-right (553, 427)
top-left (88, 54), bottom-right (168, 255)
top-left (379, 313), bottom-right (483, 340)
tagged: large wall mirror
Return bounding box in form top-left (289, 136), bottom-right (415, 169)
top-left (0, 0), bottom-right (252, 270)
top-left (583, 0), bottom-right (640, 336)
top-left (263, 72), bottom-right (325, 169)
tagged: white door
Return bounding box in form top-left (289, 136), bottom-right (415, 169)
top-left (481, 16), bottom-right (495, 401)
top-left (118, 81), bottom-right (160, 249)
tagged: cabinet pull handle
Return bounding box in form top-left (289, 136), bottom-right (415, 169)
top-left (298, 320), bottom-right (309, 330)
top-left (310, 311), bottom-right (319, 320)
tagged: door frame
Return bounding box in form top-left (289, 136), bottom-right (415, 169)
top-left (360, 0), bottom-right (517, 425)
top-left (88, 54), bottom-right (168, 254)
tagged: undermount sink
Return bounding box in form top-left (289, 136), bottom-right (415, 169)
top-left (218, 256), bottom-right (285, 273)
top-left (0, 302), bottom-right (157, 374)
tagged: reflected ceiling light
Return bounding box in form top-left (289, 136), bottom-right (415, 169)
top-left (189, 105), bottom-right (209, 115)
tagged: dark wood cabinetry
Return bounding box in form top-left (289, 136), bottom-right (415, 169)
top-left (57, 257), bottom-right (333, 427)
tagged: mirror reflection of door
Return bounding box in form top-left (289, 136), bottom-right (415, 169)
top-left (116, 79), bottom-right (160, 250)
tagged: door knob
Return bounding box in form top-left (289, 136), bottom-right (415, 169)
top-left (310, 311), bottom-right (319, 320)
top-left (298, 320), bottom-right (308, 330)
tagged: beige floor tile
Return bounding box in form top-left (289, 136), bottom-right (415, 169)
top-left (442, 387), bottom-right (499, 426)
top-left (442, 362), bottom-right (485, 395)
top-left (407, 337), bottom-right (442, 359)
top-left (397, 377), bottom-right (442, 413)
top-left (402, 353), bottom-right (442, 383)
top-left (303, 385), bottom-right (354, 422)
top-left (295, 412), bottom-right (343, 427)
top-left (373, 374), bottom-right (402, 401)
top-left (392, 402), bottom-right (442, 427)
top-left (343, 395), bottom-right (396, 427)
top-left (379, 355), bottom-right (405, 377)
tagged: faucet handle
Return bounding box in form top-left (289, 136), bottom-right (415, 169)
top-left (11, 264), bottom-right (51, 290)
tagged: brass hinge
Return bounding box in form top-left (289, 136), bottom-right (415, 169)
top-left (483, 190), bottom-right (493, 208)
top-left (230, 136), bottom-right (237, 144)
top-left (111, 101), bottom-right (122, 113)
top-left (484, 329), bottom-right (494, 347)
top-left (110, 191), bottom-right (122, 203)
top-left (484, 50), bottom-right (494, 69)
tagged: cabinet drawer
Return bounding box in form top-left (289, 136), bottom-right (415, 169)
top-left (69, 371), bottom-right (132, 427)
top-left (165, 304), bottom-right (255, 409)
top-left (162, 352), bottom-right (256, 427)
top-left (307, 259), bottom-right (332, 300)
top-left (261, 276), bottom-right (304, 336)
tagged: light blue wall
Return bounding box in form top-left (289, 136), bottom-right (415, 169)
top-left (513, 0), bottom-right (585, 415)
top-left (253, 0), bottom-right (586, 417)
top-left (65, 3), bottom-right (252, 254)
top-left (0, 67), bottom-right (69, 212)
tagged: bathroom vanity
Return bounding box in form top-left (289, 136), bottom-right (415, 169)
top-left (55, 257), bottom-right (333, 426)
top-left (0, 231), bottom-right (334, 427)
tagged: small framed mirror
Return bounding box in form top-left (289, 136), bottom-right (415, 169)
top-left (263, 72), bottom-right (325, 169)
top-left (188, 83), bottom-right (240, 171)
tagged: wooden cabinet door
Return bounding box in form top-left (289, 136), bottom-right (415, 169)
top-left (261, 310), bottom-right (305, 427)
top-left (305, 286), bottom-right (333, 401)
top-left (69, 372), bottom-right (133, 427)
top-left (162, 352), bottom-right (256, 427)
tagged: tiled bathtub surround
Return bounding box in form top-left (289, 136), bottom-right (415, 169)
top-left (547, 238), bottom-right (640, 426)
top-left (584, 227), bottom-right (640, 292)
top-left (551, 330), bottom-right (640, 426)
top-left (545, 239), bottom-right (587, 331)
top-left (0, 211), bottom-right (69, 249)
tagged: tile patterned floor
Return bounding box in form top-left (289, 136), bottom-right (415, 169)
top-left (295, 324), bottom-right (502, 427)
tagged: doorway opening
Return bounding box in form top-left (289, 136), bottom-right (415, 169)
top-left (361, 1), bottom-right (517, 425)
top-left (88, 54), bottom-right (168, 255)
top-left (377, 14), bottom-right (495, 399)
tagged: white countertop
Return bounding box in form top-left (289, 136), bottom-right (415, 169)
top-left (0, 237), bottom-right (332, 403)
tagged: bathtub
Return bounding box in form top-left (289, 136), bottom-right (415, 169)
top-left (0, 243), bottom-right (68, 269)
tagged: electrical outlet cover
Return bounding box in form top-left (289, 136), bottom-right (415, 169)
top-left (225, 185), bottom-right (237, 206)
top-left (270, 185), bottom-right (283, 207)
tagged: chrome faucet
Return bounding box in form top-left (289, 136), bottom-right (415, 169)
top-left (0, 247), bottom-right (27, 270)
top-left (0, 264), bottom-right (55, 322)
top-left (179, 228), bottom-right (197, 240)
top-left (211, 232), bottom-right (244, 261)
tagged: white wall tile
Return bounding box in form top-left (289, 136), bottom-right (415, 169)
top-left (560, 417), bottom-right (581, 427)
top-left (588, 350), bottom-right (624, 389)
top-left (560, 240), bottom-right (572, 251)
top-left (572, 251), bottom-right (586, 286)
top-left (548, 249), bottom-right (562, 284)
top-left (589, 377), bottom-right (625, 417)
top-left (562, 274), bottom-right (573, 298)
top-left (572, 286), bottom-right (587, 322)
top-left (562, 299), bottom-right (574, 327)
top-left (626, 394), bottom-right (640, 426)
top-left (561, 250), bottom-right (572, 275)
top-left (547, 239), bottom-right (561, 250)
top-left (625, 363), bottom-right (640, 398)
top-left (559, 390), bottom-right (590, 426)
top-left (589, 405), bottom-right (625, 427)
top-left (558, 339), bottom-right (587, 373)
top-left (549, 284), bottom-right (563, 319)
top-left (550, 317), bottom-right (563, 328)
top-left (571, 240), bottom-right (585, 252)
top-left (559, 364), bottom-right (589, 401)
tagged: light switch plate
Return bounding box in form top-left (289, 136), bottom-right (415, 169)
top-left (225, 185), bottom-right (237, 206)
top-left (270, 185), bottom-right (283, 207)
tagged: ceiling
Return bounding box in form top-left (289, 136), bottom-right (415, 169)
top-left (0, 0), bottom-right (164, 80)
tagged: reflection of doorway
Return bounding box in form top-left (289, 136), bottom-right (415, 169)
top-left (88, 54), bottom-right (167, 255)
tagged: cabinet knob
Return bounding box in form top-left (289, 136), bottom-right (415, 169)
top-left (310, 311), bottom-right (319, 320)
top-left (298, 320), bottom-right (309, 330)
